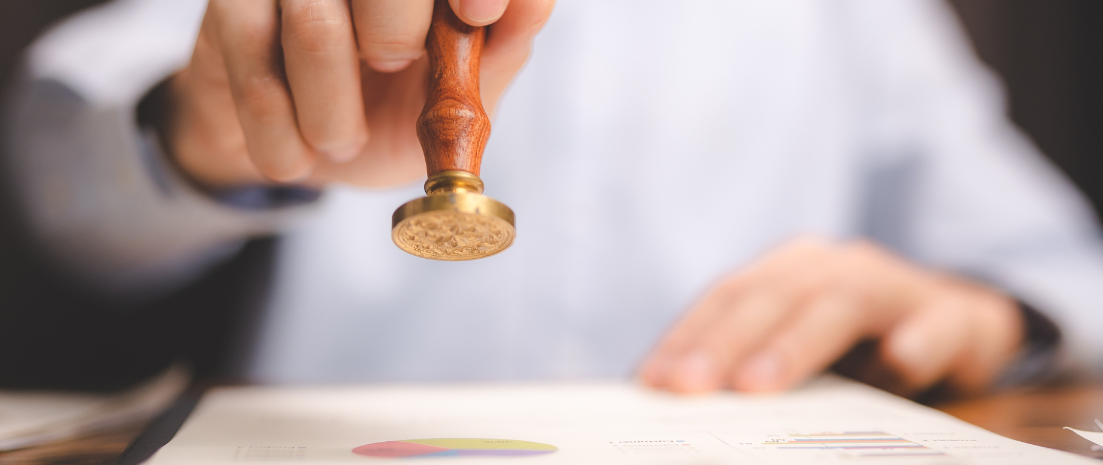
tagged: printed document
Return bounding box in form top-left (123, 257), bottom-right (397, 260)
top-left (146, 376), bottom-right (1092, 464)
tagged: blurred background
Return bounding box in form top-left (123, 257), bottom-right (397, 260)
top-left (1, 0), bottom-right (1102, 390)
top-left (952, 0), bottom-right (1103, 218)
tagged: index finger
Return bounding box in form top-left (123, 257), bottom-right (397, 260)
top-left (210, 0), bottom-right (317, 182)
top-left (281, 0), bottom-right (369, 162)
top-left (640, 239), bottom-right (835, 392)
top-left (729, 291), bottom-right (867, 392)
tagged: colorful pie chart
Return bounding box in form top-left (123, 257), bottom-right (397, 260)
top-left (353, 438), bottom-right (557, 458)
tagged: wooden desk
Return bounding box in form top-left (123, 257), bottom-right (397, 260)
top-left (936, 385), bottom-right (1103, 459)
top-left (3, 386), bottom-right (1102, 464)
top-left (0, 424), bottom-right (145, 465)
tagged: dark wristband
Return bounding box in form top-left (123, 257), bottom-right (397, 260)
top-left (1017, 301), bottom-right (1061, 355)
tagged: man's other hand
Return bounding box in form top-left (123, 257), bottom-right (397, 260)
top-left (162, 0), bottom-right (553, 188)
top-left (640, 237), bottom-right (1025, 397)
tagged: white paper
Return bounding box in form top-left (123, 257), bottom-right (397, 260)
top-left (1065, 427), bottom-right (1103, 447)
top-left (146, 376), bottom-right (1093, 464)
top-left (0, 365), bottom-right (188, 451)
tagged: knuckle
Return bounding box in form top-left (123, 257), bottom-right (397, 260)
top-left (832, 243), bottom-right (884, 287)
top-left (714, 274), bottom-right (749, 300)
top-left (786, 235), bottom-right (832, 255)
top-left (214, 5), bottom-right (277, 45)
top-left (236, 76), bottom-right (285, 119)
top-left (841, 239), bottom-right (882, 259)
top-left (527, 0), bottom-right (557, 32)
top-left (282, 0), bottom-right (352, 52)
top-left (206, 0), bottom-right (237, 20)
top-left (835, 240), bottom-right (885, 274)
top-left (762, 235), bottom-right (832, 272)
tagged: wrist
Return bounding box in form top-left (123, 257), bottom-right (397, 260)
top-left (138, 73), bottom-right (322, 209)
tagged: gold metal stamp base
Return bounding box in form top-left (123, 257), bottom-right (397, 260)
top-left (392, 171), bottom-right (515, 261)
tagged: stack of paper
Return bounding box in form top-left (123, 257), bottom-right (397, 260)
top-left (0, 365), bottom-right (187, 451)
top-left (146, 375), bottom-right (1093, 464)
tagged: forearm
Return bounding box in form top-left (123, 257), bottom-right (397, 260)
top-left (2, 73), bottom-right (317, 296)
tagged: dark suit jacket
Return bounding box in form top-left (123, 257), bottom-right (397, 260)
top-left (0, 0), bottom-right (277, 392)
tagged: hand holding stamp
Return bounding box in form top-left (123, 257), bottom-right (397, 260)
top-left (391, 0), bottom-right (516, 260)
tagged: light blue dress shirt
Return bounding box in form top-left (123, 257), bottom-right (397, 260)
top-left (5, 0), bottom-right (1103, 384)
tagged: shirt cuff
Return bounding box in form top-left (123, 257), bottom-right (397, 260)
top-left (994, 301), bottom-right (1064, 387)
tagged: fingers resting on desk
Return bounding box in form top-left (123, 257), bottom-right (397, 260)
top-left (640, 236), bottom-right (1025, 398)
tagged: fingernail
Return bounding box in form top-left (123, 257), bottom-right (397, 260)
top-left (368, 59), bottom-right (414, 73)
top-left (323, 145), bottom-right (361, 164)
top-left (460, 0), bottom-right (506, 23)
top-left (672, 352), bottom-right (718, 393)
top-left (737, 351), bottom-right (782, 390)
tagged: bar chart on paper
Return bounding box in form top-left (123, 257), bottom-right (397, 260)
top-left (715, 427), bottom-right (1046, 463)
top-left (757, 431), bottom-right (944, 458)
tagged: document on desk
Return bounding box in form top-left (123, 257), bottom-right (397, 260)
top-left (145, 376), bottom-right (1093, 464)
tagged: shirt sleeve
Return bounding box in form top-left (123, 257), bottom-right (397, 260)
top-left (1, 0), bottom-right (320, 298)
top-left (847, 0), bottom-right (1103, 381)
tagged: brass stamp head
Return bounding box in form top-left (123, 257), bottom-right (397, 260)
top-left (392, 171), bottom-right (516, 261)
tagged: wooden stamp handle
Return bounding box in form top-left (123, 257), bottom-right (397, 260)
top-left (416, 0), bottom-right (490, 177)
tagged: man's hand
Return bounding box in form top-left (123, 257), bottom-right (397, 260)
top-left (640, 237), bottom-right (1024, 397)
top-left (161, 0), bottom-right (553, 188)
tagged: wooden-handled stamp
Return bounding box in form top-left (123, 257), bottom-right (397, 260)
top-left (391, 0), bottom-right (516, 261)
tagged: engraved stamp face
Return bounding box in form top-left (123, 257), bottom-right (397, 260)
top-left (393, 210), bottom-right (515, 260)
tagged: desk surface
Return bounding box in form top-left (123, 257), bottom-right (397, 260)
top-left (3, 385), bottom-right (1102, 465)
top-left (936, 385), bottom-right (1103, 460)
